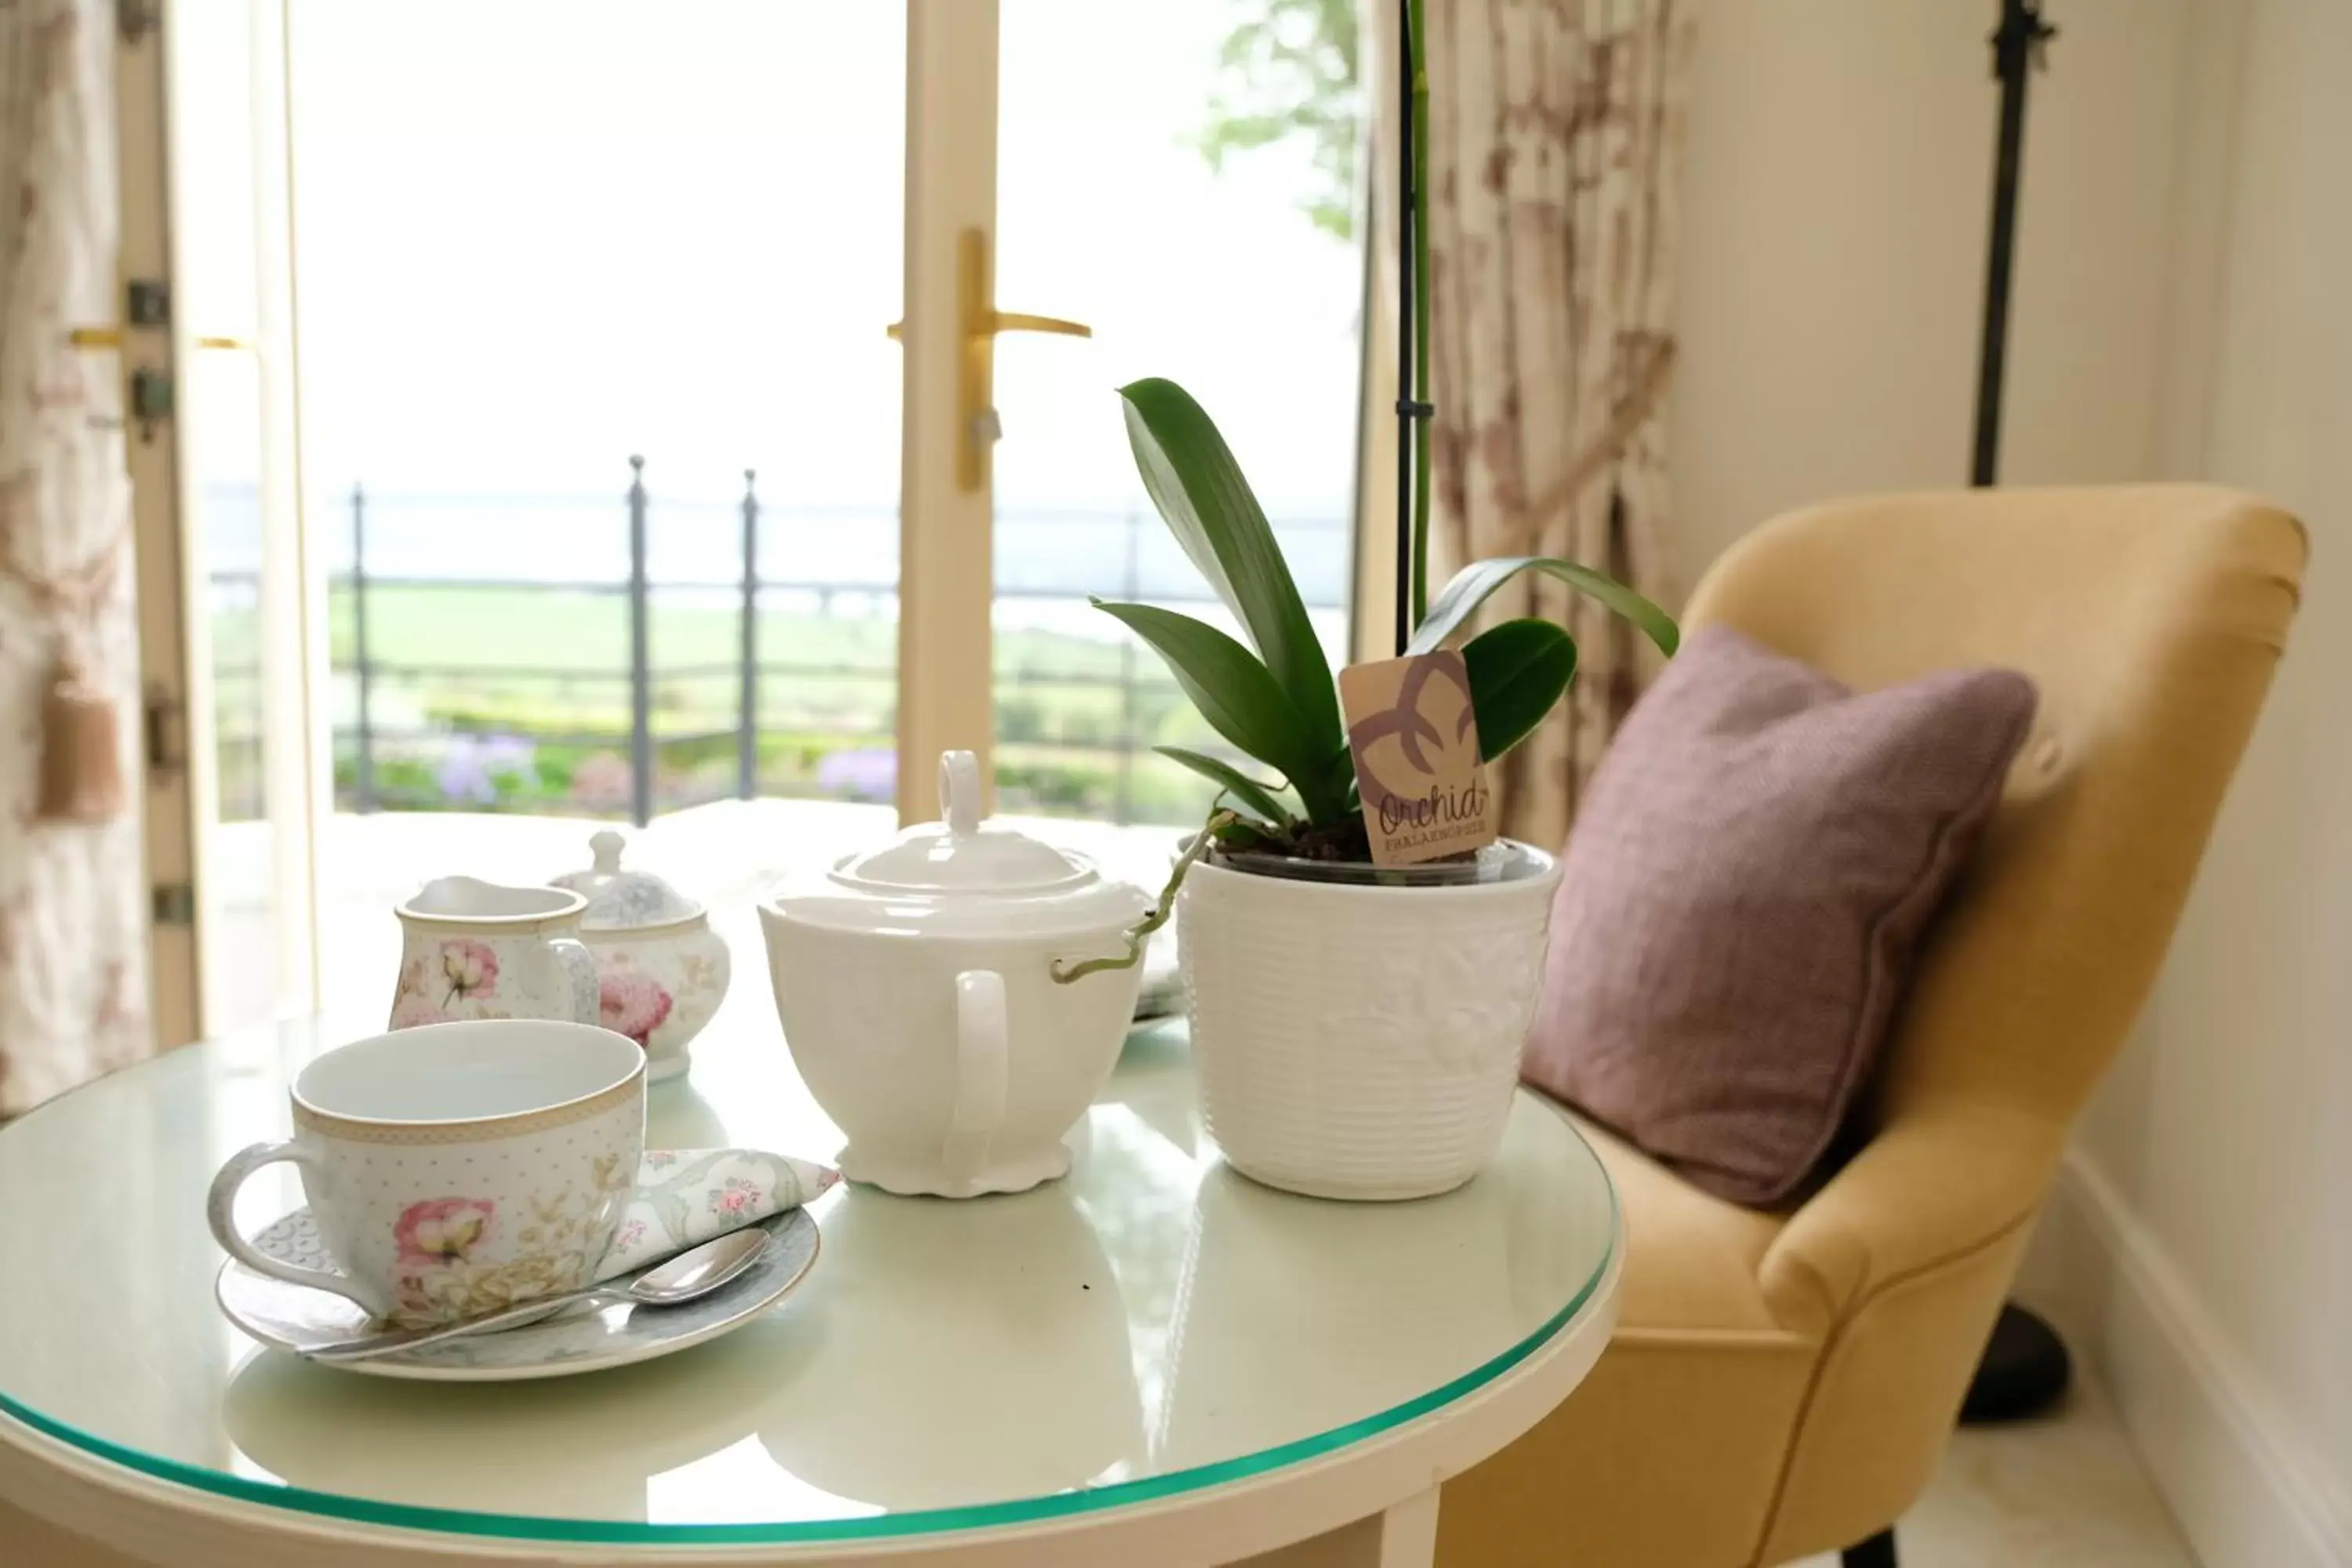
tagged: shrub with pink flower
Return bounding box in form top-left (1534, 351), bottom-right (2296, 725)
top-left (599, 960), bottom-right (673, 1048)
top-left (570, 753), bottom-right (634, 812)
top-left (440, 939), bottom-right (499, 1005)
top-left (394, 1197), bottom-right (495, 1263)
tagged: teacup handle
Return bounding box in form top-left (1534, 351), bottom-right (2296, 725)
top-left (943, 970), bottom-right (1009, 1186)
top-left (206, 1142), bottom-right (385, 1316)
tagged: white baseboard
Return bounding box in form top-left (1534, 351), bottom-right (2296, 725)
top-left (2024, 1153), bottom-right (2351, 1568)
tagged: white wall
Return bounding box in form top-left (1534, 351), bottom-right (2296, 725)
top-left (2050, 1), bottom-right (2352, 1562)
top-left (1671, 3), bottom-right (2350, 1563)
top-left (1669, 0), bottom-right (2192, 586)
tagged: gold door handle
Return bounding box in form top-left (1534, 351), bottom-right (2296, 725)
top-left (988, 311), bottom-right (1091, 339)
top-left (884, 227), bottom-right (1091, 492)
top-left (70, 326), bottom-right (252, 351)
top-left (882, 311), bottom-right (1092, 343)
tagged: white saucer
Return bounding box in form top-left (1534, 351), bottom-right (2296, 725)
top-left (216, 1207), bottom-right (819, 1381)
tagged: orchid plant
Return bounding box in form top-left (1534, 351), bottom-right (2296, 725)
top-left (1049, 0), bottom-right (1678, 982)
top-left (1099, 377), bottom-right (1680, 853)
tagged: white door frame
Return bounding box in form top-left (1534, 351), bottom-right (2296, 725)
top-left (896, 0), bottom-right (1000, 826)
top-left (117, 0), bottom-right (319, 1044)
top-left (241, 0), bottom-right (324, 1018)
top-left (115, 2), bottom-right (205, 1048)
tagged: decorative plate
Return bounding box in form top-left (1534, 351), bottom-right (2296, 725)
top-left (216, 1207), bottom-right (818, 1382)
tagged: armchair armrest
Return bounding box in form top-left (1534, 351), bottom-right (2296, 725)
top-left (1758, 1103), bottom-right (2064, 1336)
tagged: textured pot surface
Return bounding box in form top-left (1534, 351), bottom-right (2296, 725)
top-left (1177, 846), bottom-right (1560, 1200)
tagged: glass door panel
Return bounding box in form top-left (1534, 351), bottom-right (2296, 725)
top-left (990, 0), bottom-right (1361, 827)
top-left (284, 2), bottom-right (906, 1017)
top-left (147, 1), bottom-right (1356, 1046)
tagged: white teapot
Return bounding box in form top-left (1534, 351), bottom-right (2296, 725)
top-left (759, 751), bottom-right (1152, 1198)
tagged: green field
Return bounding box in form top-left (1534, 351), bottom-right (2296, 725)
top-left (210, 583), bottom-right (1236, 826)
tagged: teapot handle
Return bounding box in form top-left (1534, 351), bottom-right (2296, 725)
top-left (939, 750), bottom-right (983, 837)
top-left (943, 969), bottom-right (1009, 1186)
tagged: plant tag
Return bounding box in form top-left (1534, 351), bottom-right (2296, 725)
top-left (1338, 651), bottom-right (1499, 866)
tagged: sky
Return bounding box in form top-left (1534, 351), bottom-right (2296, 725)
top-left (172, 0), bottom-right (1364, 536)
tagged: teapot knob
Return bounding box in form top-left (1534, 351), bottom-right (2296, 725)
top-left (590, 829), bottom-right (625, 873)
top-left (939, 751), bottom-right (982, 837)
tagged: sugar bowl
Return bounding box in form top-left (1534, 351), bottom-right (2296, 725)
top-left (551, 831), bottom-right (731, 1082)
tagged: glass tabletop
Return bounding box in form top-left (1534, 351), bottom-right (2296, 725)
top-left (0, 998), bottom-right (1617, 1547)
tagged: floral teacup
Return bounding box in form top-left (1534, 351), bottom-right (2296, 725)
top-left (205, 1020), bottom-right (647, 1326)
top-left (389, 877), bottom-right (601, 1032)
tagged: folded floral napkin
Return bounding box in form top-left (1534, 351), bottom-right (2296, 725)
top-left (593, 1148), bottom-right (839, 1282)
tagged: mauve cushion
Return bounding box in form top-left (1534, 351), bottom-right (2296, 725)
top-left (1523, 625), bottom-right (2037, 1207)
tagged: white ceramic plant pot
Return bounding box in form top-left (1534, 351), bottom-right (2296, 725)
top-left (1176, 844), bottom-right (1561, 1202)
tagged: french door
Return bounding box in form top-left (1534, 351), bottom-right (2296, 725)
top-left (123, 0), bottom-right (1363, 1044)
top-left (118, 0), bottom-right (318, 1046)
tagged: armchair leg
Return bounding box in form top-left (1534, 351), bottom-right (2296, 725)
top-left (1842, 1528), bottom-right (1898, 1568)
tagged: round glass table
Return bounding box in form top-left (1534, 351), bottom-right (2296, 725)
top-left (0, 1014), bottom-right (1619, 1566)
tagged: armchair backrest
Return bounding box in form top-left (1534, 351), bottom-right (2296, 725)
top-left (1685, 483), bottom-right (2305, 1145)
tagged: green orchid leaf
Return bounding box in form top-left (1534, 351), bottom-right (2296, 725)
top-left (1408, 556), bottom-right (1679, 660)
top-left (1462, 618), bottom-right (1579, 762)
top-left (1156, 746), bottom-right (1298, 826)
top-left (1118, 378), bottom-right (1345, 760)
top-left (1092, 600), bottom-right (1346, 821)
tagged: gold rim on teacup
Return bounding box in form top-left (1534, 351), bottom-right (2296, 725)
top-left (289, 1019), bottom-right (644, 1144)
top-left (291, 1073), bottom-right (642, 1144)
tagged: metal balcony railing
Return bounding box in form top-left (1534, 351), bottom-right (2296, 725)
top-left (201, 466), bottom-right (1348, 829)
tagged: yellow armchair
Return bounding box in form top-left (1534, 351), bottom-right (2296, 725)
top-left (1436, 485), bottom-right (2305, 1568)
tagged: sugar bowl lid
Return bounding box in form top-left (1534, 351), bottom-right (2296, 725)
top-left (551, 830), bottom-right (705, 931)
top-left (765, 751), bottom-right (1149, 936)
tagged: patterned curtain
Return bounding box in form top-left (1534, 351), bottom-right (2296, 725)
top-left (0, 0), bottom-right (150, 1113)
top-left (1375, 0), bottom-right (1692, 850)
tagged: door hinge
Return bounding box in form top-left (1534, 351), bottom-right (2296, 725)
top-left (145, 689), bottom-right (187, 775)
top-left (129, 366), bottom-right (172, 444)
top-left (118, 0), bottom-right (161, 45)
top-left (127, 279), bottom-right (171, 328)
top-left (153, 884), bottom-right (196, 927)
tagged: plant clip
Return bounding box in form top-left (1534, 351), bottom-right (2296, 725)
top-left (1395, 398), bottom-right (1436, 419)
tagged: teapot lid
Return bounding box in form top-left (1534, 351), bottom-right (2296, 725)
top-left (550, 830), bottom-right (705, 931)
top-left (834, 752), bottom-right (1091, 895)
top-left (764, 752), bottom-right (1151, 937)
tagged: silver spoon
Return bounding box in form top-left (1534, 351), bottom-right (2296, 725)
top-left (303, 1229), bottom-right (774, 1364)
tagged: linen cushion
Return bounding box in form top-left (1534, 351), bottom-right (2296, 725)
top-left (1523, 624), bottom-right (2036, 1206)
